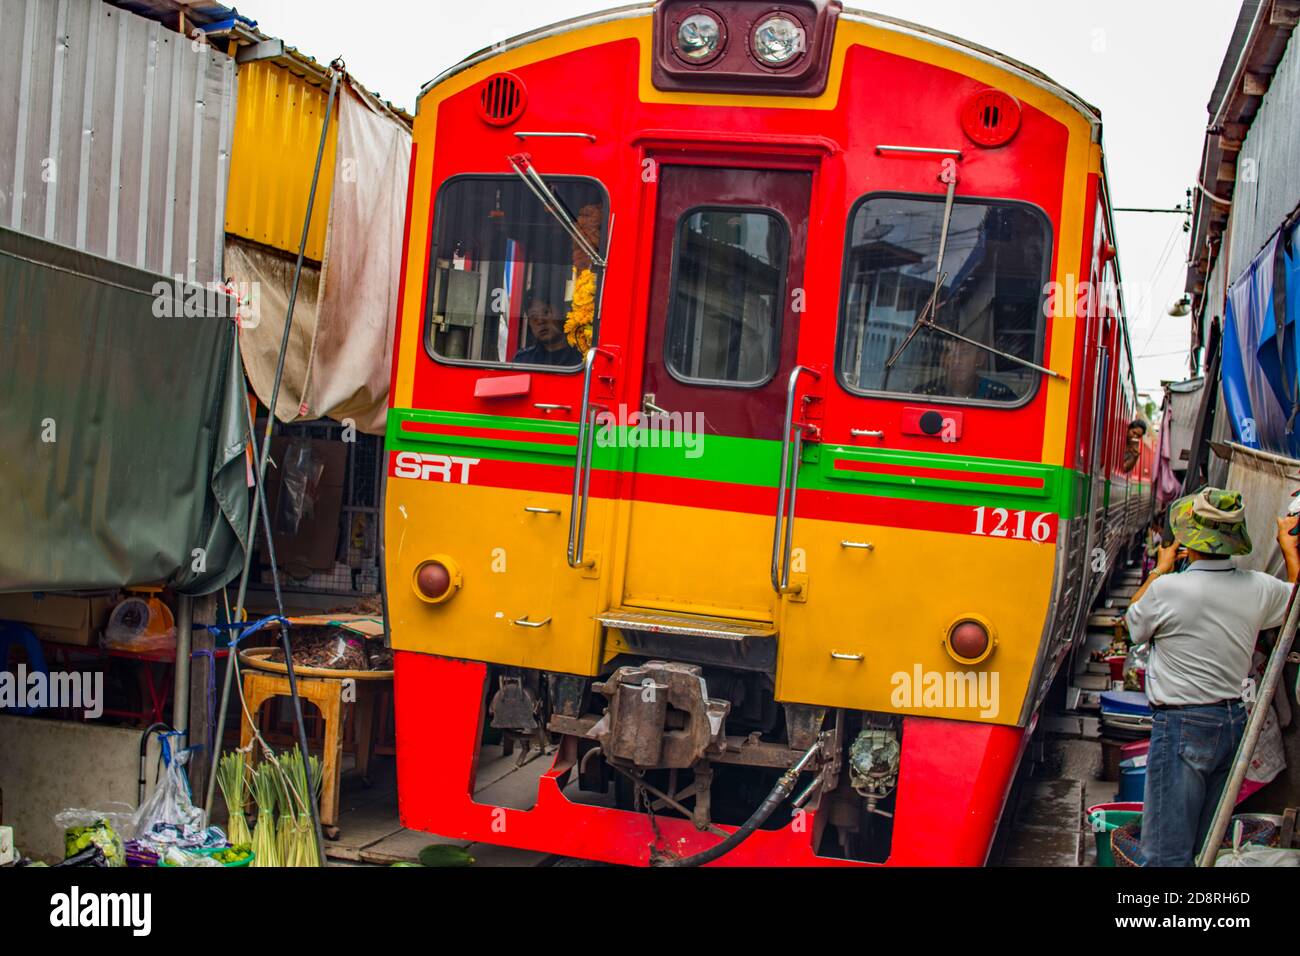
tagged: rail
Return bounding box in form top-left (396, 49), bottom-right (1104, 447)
top-left (771, 365), bottom-right (820, 594)
top-left (568, 348), bottom-right (611, 568)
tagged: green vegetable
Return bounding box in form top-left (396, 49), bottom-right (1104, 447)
top-left (216, 751), bottom-right (252, 847)
top-left (418, 844), bottom-right (475, 868)
top-left (250, 760), bottom-right (281, 867)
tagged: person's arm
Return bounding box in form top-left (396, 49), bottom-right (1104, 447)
top-left (1130, 540), bottom-right (1178, 607)
top-left (1277, 516), bottom-right (1300, 583)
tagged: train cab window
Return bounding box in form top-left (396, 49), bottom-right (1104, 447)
top-left (425, 176), bottom-right (607, 369)
top-left (837, 195), bottom-right (1051, 404)
top-left (666, 208), bottom-right (788, 385)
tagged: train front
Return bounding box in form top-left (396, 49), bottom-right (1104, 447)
top-left (384, 1), bottom-right (1103, 865)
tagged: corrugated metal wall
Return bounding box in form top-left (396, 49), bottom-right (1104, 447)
top-left (224, 60), bottom-right (338, 262)
top-left (1226, 31), bottom-right (1300, 280)
top-left (0, 0), bottom-right (236, 283)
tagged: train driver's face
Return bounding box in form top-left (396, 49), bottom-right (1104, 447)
top-left (527, 302), bottom-right (563, 347)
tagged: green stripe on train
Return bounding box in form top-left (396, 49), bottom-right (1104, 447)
top-left (386, 407), bottom-right (1087, 518)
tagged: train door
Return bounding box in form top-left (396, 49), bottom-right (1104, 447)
top-left (617, 165), bottom-right (812, 622)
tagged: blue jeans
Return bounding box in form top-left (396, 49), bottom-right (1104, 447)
top-left (1141, 701), bottom-right (1247, 866)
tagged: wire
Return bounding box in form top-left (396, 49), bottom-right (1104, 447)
top-left (1132, 221), bottom-right (1189, 360)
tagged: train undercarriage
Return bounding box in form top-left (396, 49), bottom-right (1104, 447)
top-left (395, 647), bottom-right (1028, 867)
top-left (487, 657), bottom-right (904, 864)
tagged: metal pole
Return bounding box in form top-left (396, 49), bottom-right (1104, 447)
top-left (1197, 574), bottom-right (1300, 865)
top-left (204, 68), bottom-right (342, 863)
top-left (171, 594), bottom-right (192, 735)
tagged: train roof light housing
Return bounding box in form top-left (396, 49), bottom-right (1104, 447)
top-left (675, 10), bottom-right (726, 64)
top-left (960, 89), bottom-right (1021, 148)
top-left (751, 14), bottom-right (806, 68)
top-left (652, 0), bottom-right (840, 96)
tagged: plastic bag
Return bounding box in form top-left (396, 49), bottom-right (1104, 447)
top-left (103, 597), bottom-right (177, 653)
top-left (274, 440), bottom-right (324, 535)
top-left (1215, 820), bottom-right (1300, 867)
top-left (1123, 642), bottom-right (1149, 692)
top-left (54, 806), bottom-right (131, 867)
top-left (133, 746), bottom-right (207, 849)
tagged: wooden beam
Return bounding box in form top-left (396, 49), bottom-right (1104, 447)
top-left (187, 594), bottom-right (218, 802)
top-left (1271, 0), bottom-right (1300, 27)
top-left (1217, 161), bottom-right (1238, 183)
top-left (1243, 71), bottom-right (1271, 96)
top-left (1218, 136), bottom-right (1243, 152)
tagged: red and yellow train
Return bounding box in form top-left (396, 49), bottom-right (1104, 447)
top-left (384, 1), bottom-right (1153, 865)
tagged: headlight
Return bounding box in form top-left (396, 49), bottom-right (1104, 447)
top-left (676, 12), bottom-right (723, 62)
top-left (943, 616), bottom-right (996, 665)
top-left (752, 14), bottom-right (805, 66)
top-left (413, 556), bottom-right (461, 604)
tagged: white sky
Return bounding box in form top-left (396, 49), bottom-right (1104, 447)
top-left (233, 0), bottom-right (1243, 401)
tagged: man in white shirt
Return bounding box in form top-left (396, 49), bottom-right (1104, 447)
top-left (1126, 487), bottom-right (1300, 866)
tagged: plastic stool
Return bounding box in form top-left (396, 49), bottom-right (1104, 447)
top-left (0, 621), bottom-right (49, 715)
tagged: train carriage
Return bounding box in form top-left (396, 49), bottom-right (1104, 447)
top-left (384, 0), bottom-right (1152, 865)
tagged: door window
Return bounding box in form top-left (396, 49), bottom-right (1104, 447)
top-left (665, 207), bottom-right (788, 386)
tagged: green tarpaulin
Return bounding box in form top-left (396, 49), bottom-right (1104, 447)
top-left (0, 226), bottom-right (249, 594)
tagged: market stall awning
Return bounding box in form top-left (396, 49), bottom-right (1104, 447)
top-left (0, 226), bottom-right (249, 595)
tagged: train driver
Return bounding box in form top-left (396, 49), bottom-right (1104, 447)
top-left (916, 337), bottom-right (1016, 401)
top-left (513, 292), bottom-right (582, 367)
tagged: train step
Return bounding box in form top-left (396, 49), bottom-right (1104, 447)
top-left (596, 608), bottom-right (776, 639)
top-left (1086, 612), bottom-right (1126, 630)
top-left (596, 608), bottom-right (778, 672)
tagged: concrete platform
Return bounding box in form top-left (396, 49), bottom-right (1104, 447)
top-left (323, 748), bottom-right (553, 867)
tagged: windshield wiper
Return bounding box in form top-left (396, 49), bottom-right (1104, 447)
top-left (922, 320), bottom-right (1066, 381)
top-left (507, 153), bottom-right (606, 269)
top-left (882, 175), bottom-right (1065, 383)
top-left (885, 176), bottom-right (957, 371)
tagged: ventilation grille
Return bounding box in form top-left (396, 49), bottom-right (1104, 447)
top-left (960, 90), bottom-right (1021, 148)
top-left (477, 73), bottom-right (527, 126)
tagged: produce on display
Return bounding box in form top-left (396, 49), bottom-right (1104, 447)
top-left (216, 750), bottom-right (252, 847)
top-left (281, 746), bottom-right (323, 867)
top-left (250, 761), bottom-right (281, 867)
top-left (54, 812), bottom-right (126, 868)
top-left (265, 628), bottom-right (391, 670)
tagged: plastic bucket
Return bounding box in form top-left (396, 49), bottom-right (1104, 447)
top-left (1118, 758), bottom-right (1147, 802)
top-left (1105, 656), bottom-right (1126, 682)
top-left (1087, 803), bottom-right (1143, 867)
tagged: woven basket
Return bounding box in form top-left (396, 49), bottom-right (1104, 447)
top-left (1112, 816), bottom-right (1279, 866)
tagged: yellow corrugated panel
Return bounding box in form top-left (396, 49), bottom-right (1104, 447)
top-left (225, 61), bottom-right (338, 261)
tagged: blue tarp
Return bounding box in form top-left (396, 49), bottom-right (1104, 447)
top-left (1221, 222), bottom-right (1300, 457)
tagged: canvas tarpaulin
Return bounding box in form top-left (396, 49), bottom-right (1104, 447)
top-left (1221, 223), bottom-right (1300, 457)
top-left (0, 226), bottom-right (249, 594)
top-left (1210, 441), bottom-right (1296, 578)
top-left (229, 79), bottom-right (409, 435)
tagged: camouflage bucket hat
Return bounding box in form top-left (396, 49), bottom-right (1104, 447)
top-left (1169, 487), bottom-right (1252, 556)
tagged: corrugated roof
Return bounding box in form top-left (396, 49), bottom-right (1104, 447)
top-left (103, 0), bottom-right (255, 30)
top-left (0, 0), bottom-right (237, 283)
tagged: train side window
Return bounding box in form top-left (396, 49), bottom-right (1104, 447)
top-left (424, 175), bottom-right (607, 370)
top-left (665, 207), bottom-right (788, 386)
top-left (836, 194), bottom-right (1052, 405)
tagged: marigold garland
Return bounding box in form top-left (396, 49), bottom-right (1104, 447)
top-left (565, 268), bottom-right (597, 353)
